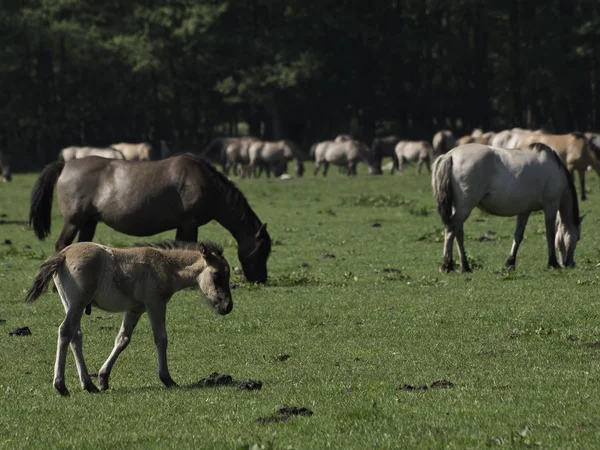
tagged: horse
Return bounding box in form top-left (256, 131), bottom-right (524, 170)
top-left (516, 132), bottom-right (600, 201)
top-left (110, 142), bottom-right (153, 160)
top-left (0, 150), bottom-right (11, 182)
top-left (313, 139), bottom-right (373, 176)
top-left (29, 154), bottom-right (272, 283)
top-left (201, 137), bottom-right (257, 174)
top-left (394, 140), bottom-right (434, 175)
top-left (25, 240), bottom-right (233, 396)
top-left (334, 134), bottom-right (353, 143)
top-left (248, 140), bottom-right (304, 178)
top-left (432, 130), bottom-right (456, 157)
top-left (432, 143), bottom-right (581, 273)
top-left (59, 146), bottom-right (125, 162)
top-left (371, 136), bottom-right (401, 174)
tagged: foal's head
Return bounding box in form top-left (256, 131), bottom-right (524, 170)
top-left (197, 242), bottom-right (233, 315)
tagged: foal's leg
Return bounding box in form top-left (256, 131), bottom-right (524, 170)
top-left (146, 301), bottom-right (177, 388)
top-left (505, 213), bottom-right (530, 269)
top-left (544, 210), bottom-right (561, 268)
top-left (54, 306), bottom-right (85, 396)
top-left (98, 311), bottom-right (143, 391)
top-left (70, 322), bottom-right (99, 393)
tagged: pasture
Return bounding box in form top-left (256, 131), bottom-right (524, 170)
top-left (1, 164), bottom-right (600, 448)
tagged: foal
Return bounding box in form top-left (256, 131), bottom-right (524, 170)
top-left (25, 240), bottom-right (233, 396)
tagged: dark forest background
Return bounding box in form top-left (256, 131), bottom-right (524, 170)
top-left (1, 0), bottom-right (599, 169)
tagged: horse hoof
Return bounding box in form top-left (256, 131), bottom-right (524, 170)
top-left (84, 383), bottom-right (100, 394)
top-left (460, 267), bottom-right (472, 274)
top-left (98, 375), bottom-right (109, 391)
top-left (55, 385), bottom-right (70, 397)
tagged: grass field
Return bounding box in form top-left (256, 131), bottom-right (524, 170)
top-left (2, 162), bottom-right (600, 449)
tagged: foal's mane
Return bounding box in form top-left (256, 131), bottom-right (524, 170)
top-left (527, 143), bottom-right (580, 225)
top-left (180, 153), bottom-right (261, 226)
top-left (134, 240), bottom-right (224, 256)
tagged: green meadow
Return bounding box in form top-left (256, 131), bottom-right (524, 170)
top-left (2, 163), bottom-right (600, 449)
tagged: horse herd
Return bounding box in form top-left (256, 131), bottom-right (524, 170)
top-left (10, 128), bottom-right (599, 395)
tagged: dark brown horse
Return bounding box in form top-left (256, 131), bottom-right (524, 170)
top-left (29, 154), bottom-right (271, 282)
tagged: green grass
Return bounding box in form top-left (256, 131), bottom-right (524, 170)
top-left (2, 163), bottom-right (600, 448)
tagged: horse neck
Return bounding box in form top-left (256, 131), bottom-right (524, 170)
top-left (212, 198), bottom-right (261, 247)
top-left (163, 250), bottom-right (207, 291)
top-left (558, 187), bottom-right (577, 230)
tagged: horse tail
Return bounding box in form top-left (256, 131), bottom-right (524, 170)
top-left (432, 153), bottom-right (453, 226)
top-left (29, 161), bottom-right (65, 240)
top-left (25, 252), bottom-right (66, 304)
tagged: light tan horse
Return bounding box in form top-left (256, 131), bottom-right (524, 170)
top-left (394, 140), bottom-right (434, 175)
top-left (516, 132), bottom-right (600, 201)
top-left (224, 137), bottom-right (259, 177)
top-left (432, 130), bottom-right (456, 157)
top-left (111, 142), bottom-right (153, 160)
top-left (432, 143), bottom-right (581, 273)
top-left (59, 146), bottom-right (125, 162)
top-left (248, 140), bottom-right (304, 178)
top-left (25, 240), bottom-right (233, 396)
top-left (313, 139), bottom-right (372, 176)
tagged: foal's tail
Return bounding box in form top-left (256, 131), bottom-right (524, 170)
top-left (25, 252), bottom-right (66, 304)
top-left (29, 161), bottom-right (65, 240)
top-left (431, 153), bottom-right (453, 226)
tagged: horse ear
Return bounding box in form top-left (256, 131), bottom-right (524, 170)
top-left (256, 223), bottom-right (268, 240)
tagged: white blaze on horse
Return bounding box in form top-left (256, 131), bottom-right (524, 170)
top-left (59, 146), bottom-right (125, 162)
top-left (394, 140), bottom-right (434, 175)
top-left (313, 139), bottom-right (373, 176)
top-left (25, 240), bottom-right (233, 396)
top-left (432, 143), bottom-right (582, 273)
top-left (110, 142), bottom-right (153, 160)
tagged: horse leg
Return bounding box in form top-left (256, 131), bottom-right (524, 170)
top-left (391, 154), bottom-right (399, 175)
top-left (313, 162), bottom-right (320, 176)
top-left (544, 210), bottom-right (560, 268)
top-left (397, 158), bottom-right (405, 176)
top-left (78, 219), bottom-right (98, 243)
top-left (98, 311), bottom-right (143, 391)
top-left (146, 301), bottom-right (177, 388)
top-left (70, 322), bottom-right (99, 394)
top-left (505, 213), bottom-right (530, 269)
top-left (578, 169), bottom-right (587, 201)
top-left (441, 226), bottom-right (455, 273)
top-left (454, 222), bottom-right (471, 273)
top-left (55, 221), bottom-right (79, 251)
top-left (322, 162), bottom-right (330, 177)
top-left (53, 306), bottom-right (85, 396)
top-left (176, 224), bottom-right (198, 242)
top-left (348, 161), bottom-right (357, 176)
top-left (417, 159), bottom-right (423, 175)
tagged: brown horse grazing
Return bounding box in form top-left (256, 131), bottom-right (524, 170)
top-left (371, 136), bottom-right (401, 174)
top-left (29, 154), bottom-right (271, 283)
top-left (111, 142), bottom-right (153, 160)
top-left (25, 240), bottom-right (233, 396)
top-left (0, 150), bottom-right (11, 182)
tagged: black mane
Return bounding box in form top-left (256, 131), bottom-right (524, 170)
top-left (548, 147), bottom-right (580, 226)
top-left (180, 153), bottom-right (262, 228)
top-left (134, 239), bottom-right (224, 256)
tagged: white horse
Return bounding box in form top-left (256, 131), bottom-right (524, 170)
top-left (224, 137), bottom-right (258, 177)
top-left (25, 240), bottom-right (233, 396)
top-left (313, 139), bottom-right (373, 176)
top-left (432, 143), bottom-right (581, 273)
top-left (59, 146), bottom-right (125, 162)
top-left (110, 142), bottom-right (153, 160)
top-left (248, 140), bottom-right (304, 178)
top-left (394, 140), bottom-right (434, 175)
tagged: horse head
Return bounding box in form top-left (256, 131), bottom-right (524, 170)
top-left (197, 243), bottom-right (233, 315)
top-left (555, 214), bottom-right (583, 267)
top-left (238, 223), bottom-right (271, 283)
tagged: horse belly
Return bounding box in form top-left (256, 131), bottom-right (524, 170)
top-left (401, 147), bottom-right (421, 162)
top-left (479, 192), bottom-right (543, 216)
top-left (92, 287), bottom-right (144, 313)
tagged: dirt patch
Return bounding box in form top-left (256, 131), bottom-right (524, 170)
top-left (473, 236), bottom-right (494, 242)
top-left (397, 384), bottom-right (428, 391)
top-left (9, 326), bottom-right (31, 336)
top-left (584, 342), bottom-right (600, 349)
top-left (188, 372), bottom-right (263, 391)
top-left (256, 406), bottom-right (313, 423)
top-left (430, 380), bottom-right (454, 389)
top-left (2, 239), bottom-right (12, 245)
top-left (371, 223), bottom-right (382, 227)
top-left (321, 253), bottom-right (336, 259)
top-left (276, 354), bottom-right (290, 362)
top-left (0, 318), bottom-right (5, 324)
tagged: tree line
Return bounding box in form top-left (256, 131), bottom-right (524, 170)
top-left (1, 0), bottom-right (599, 170)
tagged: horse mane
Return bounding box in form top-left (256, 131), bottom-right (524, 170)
top-left (180, 153), bottom-right (261, 227)
top-left (539, 145), bottom-right (580, 226)
top-left (133, 240), bottom-right (224, 256)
